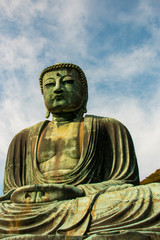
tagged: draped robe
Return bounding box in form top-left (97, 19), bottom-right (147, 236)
top-left (0, 115), bottom-right (160, 237)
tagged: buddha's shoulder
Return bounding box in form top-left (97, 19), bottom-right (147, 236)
top-left (85, 114), bottom-right (126, 127)
top-left (11, 121), bottom-right (49, 142)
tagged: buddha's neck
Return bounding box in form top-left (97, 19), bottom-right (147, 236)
top-left (51, 111), bottom-right (84, 125)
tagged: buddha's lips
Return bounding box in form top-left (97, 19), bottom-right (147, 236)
top-left (53, 95), bottom-right (64, 100)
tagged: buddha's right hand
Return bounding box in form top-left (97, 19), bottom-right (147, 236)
top-left (10, 184), bottom-right (85, 203)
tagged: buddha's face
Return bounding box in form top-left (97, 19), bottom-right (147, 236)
top-left (43, 68), bottom-right (84, 114)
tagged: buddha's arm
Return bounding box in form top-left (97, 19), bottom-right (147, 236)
top-left (3, 122), bottom-right (45, 195)
top-left (101, 118), bottom-right (140, 185)
top-left (76, 117), bottom-right (140, 196)
top-left (3, 129), bottom-right (30, 194)
top-left (77, 180), bottom-right (134, 195)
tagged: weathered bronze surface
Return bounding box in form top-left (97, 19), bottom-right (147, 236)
top-left (0, 63), bottom-right (160, 239)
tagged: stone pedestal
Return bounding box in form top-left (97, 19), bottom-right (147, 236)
top-left (0, 232), bottom-right (160, 240)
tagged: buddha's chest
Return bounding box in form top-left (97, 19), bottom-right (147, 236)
top-left (37, 121), bottom-right (83, 175)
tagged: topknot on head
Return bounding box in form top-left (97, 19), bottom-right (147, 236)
top-left (39, 63), bottom-right (88, 95)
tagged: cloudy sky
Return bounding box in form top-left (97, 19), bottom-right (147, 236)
top-left (0, 0), bottom-right (160, 195)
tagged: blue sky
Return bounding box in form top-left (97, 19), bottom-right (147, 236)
top-left (0, 0), bottom-right (160, 195)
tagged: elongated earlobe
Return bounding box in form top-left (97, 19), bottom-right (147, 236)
top-left (83, 106), bottom-right (87, 113)
top-left (45, 109), bottom-right (50, 118)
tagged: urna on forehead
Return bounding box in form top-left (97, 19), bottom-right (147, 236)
top-left (39, 63), bottom-right (88, 95)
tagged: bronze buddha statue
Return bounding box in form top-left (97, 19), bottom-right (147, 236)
top-left (0, 63), bottom-right (160, 238)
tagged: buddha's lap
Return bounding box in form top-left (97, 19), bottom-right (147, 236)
top-left (1, 183), bottom-right (159, 220)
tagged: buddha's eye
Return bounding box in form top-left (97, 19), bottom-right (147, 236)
top-left (62, 79), bottom-right (74, 84)
top-left (44, 82), bottom-right (56, 87)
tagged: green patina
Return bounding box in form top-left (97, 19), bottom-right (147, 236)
top-left (0, 63), bottom-right (160, 239)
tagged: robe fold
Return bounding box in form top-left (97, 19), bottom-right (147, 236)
top-left (0, 115), bottom-right (159, 236)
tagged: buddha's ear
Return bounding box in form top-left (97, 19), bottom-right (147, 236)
top-left (82, 94), bottom-right (88, 114)
top-left (45, 107), bottom-right (50, 118)
top-left (83, 105), bottom-right (87, 113)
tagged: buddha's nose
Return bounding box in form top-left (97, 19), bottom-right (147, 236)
top-left (53, 81), bottom-right (63, 93)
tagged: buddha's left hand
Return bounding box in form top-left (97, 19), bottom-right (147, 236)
top-left (10, 184), bottom-right (85, 203)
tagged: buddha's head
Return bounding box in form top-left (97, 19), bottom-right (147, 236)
top-left (39, 63), bottom-right (88, 118)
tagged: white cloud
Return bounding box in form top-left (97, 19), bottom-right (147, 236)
top-left (116, 0), bottom-right (160, 27)
top-left (0, 35), bottom-right (47, 73)
top-left (0, 0), bottom-right (47, 24)
top-left (0, 0), bottom-right (160, 196)
top-left (108, 46), bottom-right (158, 79)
